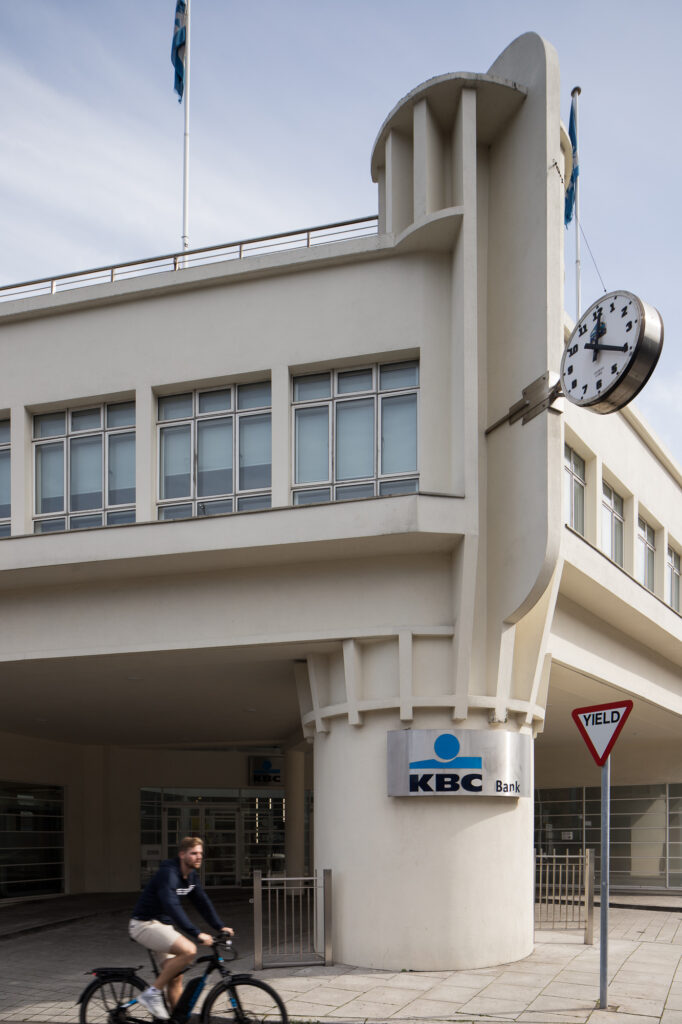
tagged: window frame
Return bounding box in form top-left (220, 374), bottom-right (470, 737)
top-left (637, 515), bottom-right (656, 592)
top-left (601, 480), bottom-right (624, 567)
top-left (32, 402), bottom-right (136, 533)
top-left (668, 545), bottom-right (681, 613)
top-left (156, 383), bottom-right (272, 520)
top-left (291, 360), bottom-right (419, 505)
top-left (0, 418), bottom-right (10, 537)
top-left (564, 444), bottom-right (586, 536)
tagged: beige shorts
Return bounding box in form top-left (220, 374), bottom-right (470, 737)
top-left (128, 918), bottom-right (182, 957)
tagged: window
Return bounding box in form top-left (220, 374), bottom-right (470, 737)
top-left (0, 781), bottom-right (64, 899)
top-left (0, 419), bottom-right (9, 538)
top-left (668, 546), bottom-right (681, 613)
top-left (563, 445), bottom-right (585, 535)
top-left (157, 382), bottom-right (271, 520)
top-left (33, 402), bottom-right (136, 533)
top-left (292, 360), bottom-right (419, 505)
top-left (601, 481), bottom-right (624, 566)
top-left (637, 516), bottom-right (655, 592)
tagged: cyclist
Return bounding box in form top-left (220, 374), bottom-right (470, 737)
top-left (129, 836), bottom-right (234, 1020)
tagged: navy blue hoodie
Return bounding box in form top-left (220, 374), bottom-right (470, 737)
top-left (132, 858), bottom-right (225, 939)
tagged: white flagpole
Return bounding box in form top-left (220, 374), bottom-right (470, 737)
top-left (572, 86), bottom-right (581, 320)
top-left (182, 0), bottom-right (191, 254)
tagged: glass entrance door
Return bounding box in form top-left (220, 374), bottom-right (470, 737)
top-left (162, 804), bottom-right (241, 887)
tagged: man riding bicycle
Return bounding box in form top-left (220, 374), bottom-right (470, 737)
top-left (129, 836), bottom-right (234, 1020)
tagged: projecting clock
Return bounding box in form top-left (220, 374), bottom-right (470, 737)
top-left (560, 290), bottom-right (664, 414)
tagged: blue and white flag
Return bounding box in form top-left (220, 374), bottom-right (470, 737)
top-left (564, 93), bottom-right (579, 226)
top-left (171, 0), bottom-right (187, 101)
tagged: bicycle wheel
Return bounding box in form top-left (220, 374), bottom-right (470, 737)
top-left (201, 978), bottom-right (288, 1024)
top-left (79, 974), bottom-right (153, 1024)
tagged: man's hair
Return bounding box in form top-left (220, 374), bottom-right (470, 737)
top-left (178, 835), bottom-right (204, 854)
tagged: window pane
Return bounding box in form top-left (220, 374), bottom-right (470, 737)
top-left (647, 547), bottom-right (655, 591)
top-left (0, 420), bottom-right (9, 444)
top-left (160, 424), bottom-right (191, 499)
top-left (158, 394), bottom-right (192, 421)
top-left (380, 361), bottom-right (419, 390)
top-left (239, 414), bottom-right (271, 490)
top-left (197, 418), bottom-right (232, 496)
top-left (338, 368), bottom-right (372, 394)
top-left (573, 481), bottom-right (585, 535)
top-left (108, 432), bottom-right (136, 505)
top-left (107, 402), bottom-right (136, 428)
top-left (158, 503), bottom-right (192, 521)
top-left (381, 393), bottom-right (417, 475)
top-left (70, 514), bottom-right (102, 530)
top-left (34, 412), bottom-right (65, 439)
top-left (379, 478), bottom-right (419, 495)
top-left (293, 374), bottom-right (330, 402)
top-left (237, 493), bottom-right (271, 511)
top-left (198, 389), bottom-right (231, 414)
top-left (0, 523), bottom-right (10, 538)
top-left (335, 483), bottom-right (374, 500)
top-left (613, 518), bottom-right (624, 567)
top-left (70, 435), bottom-right (102, 511)
top-left (0, 449), bottom-right (10, 519)
top-left (601, 505), bottom-right (612, 559)
top-left (35, 442), bottom-right (64, 514)
top-left (237, 382), bottom-right (271, 410)
top-left (34, 518), bottom-right (66, 534)
top-left (71, 408), bottom-right (101, 432)
top-left (197, 498), bottom-right (233, 516)
top-left (336, 399), bottom-right (374, 480)
top-left (295, 407), bottom-right (329, 484)
top-left (107, 509), bottom-right (136, 525)
top-left (293, 488), bottom-right (331, 506)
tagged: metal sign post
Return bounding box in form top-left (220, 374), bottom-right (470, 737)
top-left (571, 700), bottom-right (633, 1011)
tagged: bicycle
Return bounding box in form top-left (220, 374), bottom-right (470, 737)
top-left (77, 936), bottom-right (288, 1023)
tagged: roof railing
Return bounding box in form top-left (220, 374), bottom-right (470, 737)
top-left (0, 215), bottom-right (378, 304)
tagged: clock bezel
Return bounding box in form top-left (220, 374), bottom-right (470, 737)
top-left (560, 290), bottom-right (664, 414)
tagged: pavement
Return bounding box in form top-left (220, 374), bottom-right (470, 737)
top-left (2, 892), bottom-right (682, 1023)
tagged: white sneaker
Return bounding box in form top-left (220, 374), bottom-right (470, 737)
top-left (137, 988), bottom-right (170, 1020)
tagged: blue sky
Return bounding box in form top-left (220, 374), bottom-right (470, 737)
top-left (2, 0), bottom-right (680, 462)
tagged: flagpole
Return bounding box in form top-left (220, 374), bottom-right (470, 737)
top-left (572, 86), bottom-right (581, 320)
top-left (182, 0), bottom-right (191, 253)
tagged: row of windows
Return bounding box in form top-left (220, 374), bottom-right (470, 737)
top-left (0, 360), bottom-right (420, 535)
top-left (564, 444), bottom-right (680, 613)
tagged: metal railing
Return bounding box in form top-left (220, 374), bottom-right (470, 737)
top-left (0, 217), bottom-right (378, 304)
top-left (252, 869), bottom-right (332, 970)
top-left (535, 848), bottom-right (595, 944)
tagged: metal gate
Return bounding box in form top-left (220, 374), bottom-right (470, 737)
top-left (535, 848), bottom-right (595, 943)
top-left (253, 870), bottom-right (332, 969)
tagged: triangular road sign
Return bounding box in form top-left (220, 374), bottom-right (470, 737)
top-left (571, 700), bottom-right (633, 767)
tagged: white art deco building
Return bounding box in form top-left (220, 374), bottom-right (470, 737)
top-left (0, 32), bottom-right (680, 971)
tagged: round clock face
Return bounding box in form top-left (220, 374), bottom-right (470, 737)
top-left (560, 290), bottom-right (664, 414)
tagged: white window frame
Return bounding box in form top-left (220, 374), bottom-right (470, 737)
top-left (32, 403), bottom-right (136, 533)
top-left (0, 418), bottom-right (10, 538)
top-left (637, 515), bottom-right (656, 592)
top-left (668, 545), bottom-right (681, 613)
top-left (601, 480), bottom-right (624, 566)
top-left (564, 444), bottom-right (586, 535)
top-left (156, 383), bottom-right (272, 520)
top-left (291, 360), bottom-right (419, 505)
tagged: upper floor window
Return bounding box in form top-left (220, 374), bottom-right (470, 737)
top-left (0, 419), bottom-right (9, 538)
top-left (668, 546), bottom-right (681, 613)
top-left (601, 481), bottom-right (624, 567)
top-left (33, 402), bottom-right (136, 533)
top-left (157, 382), bottom-right (271, 520)
top-left (637, 516), bottom-right (655, 592)
top-left (291, 360), bottom-right (419, 506)
top-left (564, 445), bottom-right (585, 535)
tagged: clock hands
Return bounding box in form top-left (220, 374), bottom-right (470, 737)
top-left (583, 308), bottom-right (627, 359)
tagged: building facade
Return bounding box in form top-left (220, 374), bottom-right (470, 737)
top-left (1, 32), bottom-right (681, 971)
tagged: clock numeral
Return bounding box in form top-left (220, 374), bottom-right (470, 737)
top-left (626, 321), bottom-right (633, 332)
top-left (592, 307), bottom-right (603, 322)
top-left (596, 379), bottom-right (602, 391)
top-left (578, 324), bottom-right (588, 336)
top-left (621, 306), bottom-right (629, 317)
top-left (611, 364), bottom-right (618, 374)
top-left (581, 384), bottom-right (588, 396)
top-left (566, 365), bottom-right (573, 375)
top-left (609, 302), bottom-right (616, 312)
top-left (568, 344), bottom-right (578, 357)
top-left (571, 379), bottom-right (577, 390)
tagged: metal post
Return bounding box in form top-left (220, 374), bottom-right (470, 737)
top-left (571, 86), bottom-right (581, 319)
top-left (600, 758), bottom-right (610, 1008)
top-left (323, 868), bottom-right (332, 965)
top-left (253, 869), bottom-right (263, 971)
top-left (585, 848), bottom-right (595, 945)
top-left (182, 0), bottom-right (191, 255)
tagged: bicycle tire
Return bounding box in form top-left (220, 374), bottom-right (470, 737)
top-left (79, 974), bottom-right (154, 1024)
top-left (201, 978), bottom-right (288, 1024)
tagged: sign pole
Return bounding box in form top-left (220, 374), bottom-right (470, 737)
top-left (600, 755), bottom-right (610, 1009)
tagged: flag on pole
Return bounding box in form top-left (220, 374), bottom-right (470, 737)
top-left (564, 92), bottom-right (579, 226)
top-left (171, 0), bottom-right (187, 101)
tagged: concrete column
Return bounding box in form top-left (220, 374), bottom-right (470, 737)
top-left (314, 708), bottom-right (534, 971)
top-left (384, 130), bottom-right (413, 235)
top-left (285, 749), bottom-right (306, 877)
top-left (10, 405), bottom-right (31, 535)
top-left (270, 363), bottom-right (290, 509)
top-left (413, 99), bottom-right (444, 219)
top-left (135, 385), bottom-right (155, 522)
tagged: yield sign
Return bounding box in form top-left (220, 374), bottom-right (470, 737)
top-left (571, 700), bottom-right (633, 767)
